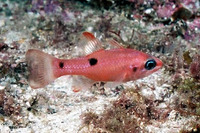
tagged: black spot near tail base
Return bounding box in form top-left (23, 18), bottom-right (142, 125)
top-left (59, 62), bottom-right (64, 68)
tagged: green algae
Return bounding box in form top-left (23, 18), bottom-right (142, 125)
top-left (183, 51), bottom-right (192, 65)
top-left (178, 78), bottom-right (200, 92)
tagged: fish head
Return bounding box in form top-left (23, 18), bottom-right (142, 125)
top-left (130, 53), bottom-right (163, 80)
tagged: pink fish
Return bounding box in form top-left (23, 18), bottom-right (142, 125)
top-left (26, 32), bottom-right (162, 89)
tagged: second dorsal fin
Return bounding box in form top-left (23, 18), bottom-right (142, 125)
top-left (73, 32), bottom-right (103, 56)
top-left (107, 39), bottom-right (124, 49)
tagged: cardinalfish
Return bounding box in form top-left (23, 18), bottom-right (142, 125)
top-left (26, 32), bottom-right (162, 90)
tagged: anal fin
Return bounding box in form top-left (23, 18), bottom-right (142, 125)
top-left (71, 76), bottom-right (95, 92)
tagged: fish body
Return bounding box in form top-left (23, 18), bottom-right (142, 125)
top-left (26, 32), bottom-right (162, 89)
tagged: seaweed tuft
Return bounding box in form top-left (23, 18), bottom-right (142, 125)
top-left (81, 88), bottom-right (171, 132)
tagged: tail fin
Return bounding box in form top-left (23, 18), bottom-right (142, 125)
top-left (26, 49), bottom-right (57, 89)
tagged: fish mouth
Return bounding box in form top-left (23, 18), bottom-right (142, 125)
top-left (155, 58), bottom-right (163, 69)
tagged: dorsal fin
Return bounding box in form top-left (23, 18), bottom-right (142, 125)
top-left (107, 39), bottom-right (124, 49)
top-left (81, 32), bottom-right (103, 54)
top-left (82, 32), bottom-right (96, 40)
top-left (72, 32), bottom-right (103, 56)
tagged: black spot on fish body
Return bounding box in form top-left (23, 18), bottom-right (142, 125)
top-left (59, 62), bottom-right (64, 68)
top-left (133, 67), bottom-right (137, 72)
top-left (88, 58), bottom-right (98, 66)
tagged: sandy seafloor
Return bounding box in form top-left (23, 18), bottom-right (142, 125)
top-left (0, 0), bottom-right (200, 133)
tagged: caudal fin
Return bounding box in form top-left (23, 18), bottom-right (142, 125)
top-left (26, 49), bottom-right (56, 89)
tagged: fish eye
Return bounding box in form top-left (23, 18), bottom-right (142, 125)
top-left (145, 59), bottom-right (156, 70)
